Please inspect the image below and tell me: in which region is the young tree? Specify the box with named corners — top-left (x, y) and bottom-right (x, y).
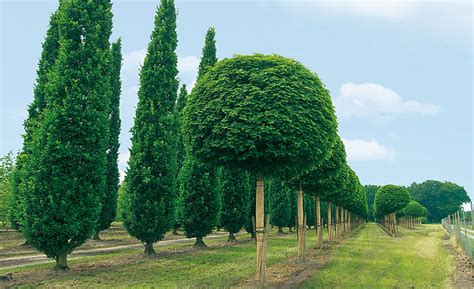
top-left (9, 7), bottom-right (61, 234)
top-left (94, 39), bottom-right (122, 240)
top-left (0, 153), bottom-right (15, 226)
top-left (123, 0), bottom-right (179, 255)
top-left (173, 84), bottom-right (188, 234)
top-left (180, 158), bottom-right (221, 246)
top-left (24, 0), bottom-right (113, 270)
top-left (180, 26), bottom-right (220, 245)
top-left (197, 27), bottom-right (217, 80)
top-left (269, 179), bottom-right (290, 233)
top-left (374, 185), bottom-right (410, 236)
top-left (220, 167), bottom-right (251, 241)
top-left (183, 54), bottom-right (337, 283)
top-left (364, 185), bottom-right (379, 221)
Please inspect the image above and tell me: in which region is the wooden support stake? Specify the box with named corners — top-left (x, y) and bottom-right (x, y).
top-left (328, 202), bottom-right (333, 242)
top-left (316, 195), bottom-right (322, 249)
top-left (255, 175), bottom-right (265, 285)
top-left (297, 184), bottom-right (305, 260)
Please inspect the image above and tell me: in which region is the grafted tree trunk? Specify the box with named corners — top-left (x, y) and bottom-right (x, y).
top-left (335, 206), bottom-right (339, 239)
top-left (327, 202), bottom-right (333, 242)
top-left (297, 183), bottom-right (305, 260)
top-left (316, 195), bottom-right (322, 249)
top-left (255, 175), bottom-right (266, 285)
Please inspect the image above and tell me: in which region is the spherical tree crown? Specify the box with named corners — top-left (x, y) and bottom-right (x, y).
top-left (402, 200), bottom-right (428, 218)
top-left (183, 54), bottom-right (337, 177)
top-left (374, 185), bottom-right (411, 217)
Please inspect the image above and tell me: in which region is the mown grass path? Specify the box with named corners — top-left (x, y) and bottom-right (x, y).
top-left (301, 223), bottom-right (453, 288)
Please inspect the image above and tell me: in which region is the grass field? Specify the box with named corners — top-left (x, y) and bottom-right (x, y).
top-left (301, 223), bottom-right (453, 288)
top-left (0, 223), bottom-right (456, 288)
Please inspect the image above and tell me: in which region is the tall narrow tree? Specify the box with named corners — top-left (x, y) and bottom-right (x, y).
top-left (24, 0), bottom-right (113, 270)
top-left (269, 179), bottom-right (291, 234)
top-left (123, 0), bottom-right (179, 255)
top-left (181, 27), bottom-right (220, 246)
top-left (9, 7), bottom-right (60, 234)
top-left (173, 84), bottom-right (188, 234)
top-left (94, 39), bottom-right (122, 240)
top-left (220, 167), bottom-right (251, 242)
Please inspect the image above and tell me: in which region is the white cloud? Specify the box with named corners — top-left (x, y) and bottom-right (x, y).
top-left (334, 82), bottom-right (441, 118)
top-left (342, 138), bottom-right (395, 161)
top-left (178, 56), bottom-right (200, 74)
top-left (281, 0), bottom-right (416, 21)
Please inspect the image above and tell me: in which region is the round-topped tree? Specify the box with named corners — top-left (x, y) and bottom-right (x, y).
top-left (299, 137), bottom-right (347, 248)
top-left (183, 54), bottom-right (337, 284)
top-left (374, 185), bottom-right (410, 236)
top-left (402, 200), bottom-right (428, 229)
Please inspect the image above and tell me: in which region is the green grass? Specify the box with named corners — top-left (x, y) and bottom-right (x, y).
top-left (301, 223), bottom-right (452, 289)
top-left (1, 229), bottom-right (309, 288)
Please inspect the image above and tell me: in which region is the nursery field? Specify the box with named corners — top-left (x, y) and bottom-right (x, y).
top-left (0, 223), bottom-right (464, 288)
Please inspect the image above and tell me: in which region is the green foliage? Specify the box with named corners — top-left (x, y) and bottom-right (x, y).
top-left (374, 185), bottom-right (411, 217)
top-left (123, 0), bottom-right (178, 251)
top-left (409, 180), bottom-right (470, 223)
top-left (24, 0), bottom-right (113, 262)
top-left (301, 137), bottom-right (346, 202)
top-left (268, 179), bottom-right (291, 230)
top-left (96, 39), bottom-right (122, 235)
top-left (10, 8), bottom-right (61, 232)
top-left (364, 185), bottom-right (379, 221)
top-left (402, 200), bottom-right (428, 218)
top-left (183, 54), bottom-right (337, 178)
top-left (220, 167), bottom-right (251, 235)
top-left (0, 153), bottom-right (15, 226)
top-left (116, 181), bottom-right (128, 222)
top-left (197, 27), bottom-right (217, 80)
top-left (180, 156), bottom-right (221, 241)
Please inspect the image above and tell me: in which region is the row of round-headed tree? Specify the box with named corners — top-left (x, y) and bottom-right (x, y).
top-left (9, 0), bottom-right (122, 269)
top-left (183, 53), bottom-right (369, 284)
top-left (374, 185), bottom-right (411, 236)
top-left (398, 200), bottom-right (428, 229)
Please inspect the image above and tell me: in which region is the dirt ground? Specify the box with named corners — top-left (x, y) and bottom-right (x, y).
top-left (443, 233), bottom-right (473, 289)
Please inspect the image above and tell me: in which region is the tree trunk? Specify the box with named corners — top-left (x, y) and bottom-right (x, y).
top-left (172, 227), bottom-right (179, 235)
top-left (277, 226), bottom-right (284, 234)
top-left (297, 183), bottom-right (305, 260)
top-left (255, 174), bottom-right (266, 285)
top-left (335, 206), bottom-right (339, 239)
top-left (327, 202), bottom-right (333, 242)
top-left (92, 231), bottom-right (101, 240)
top-left (144, 242), bottom-right (156, 255)
top-left (228, 232), bottom-right (237, 242)
top-left (54, 252), bottom-right (69, 270)
top-left (194, 236), bottom-right (207, 247)
top-left (316, 195), bottom-right (322, 249)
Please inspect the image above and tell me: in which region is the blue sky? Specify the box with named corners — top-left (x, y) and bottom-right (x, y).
top-left (1, 0), bottom-right (472, 201)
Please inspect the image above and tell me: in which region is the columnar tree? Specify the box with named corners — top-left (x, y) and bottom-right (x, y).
top-left (0, 153), bottom-right (15, 226)
top-left (24, 0), bottom-right (113, 269)
top-left (220, 167), bottom-right (251, 242)
top-left (180, 26), bottom-right (221, 246)
top-left (94, 39), bottom-right (122, 240)
top-left (173, 84), bottom-right (188, 234)
top-left (374, 185), bottom-right (410, 236)
top-left (269, 179), bottom-right (291, 233)
top-left (123, 0), bottom-right (178, 255)
top-left (183, 54), bottom-right (336, 283)
top-left (9, 7), bottom-right (61, 234)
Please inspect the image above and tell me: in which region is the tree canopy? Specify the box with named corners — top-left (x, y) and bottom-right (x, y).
top-left (374, 185), bottom-right (411, 217)
top-left (183, 54), bottom-right (337, 178)
top-left (409, 180), bottom-right (470, 222)
top-left (401, 200), bottom-right (428, 218)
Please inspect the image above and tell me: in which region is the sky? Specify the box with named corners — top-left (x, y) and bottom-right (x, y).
top-left (1, 0), bottom-right (472, 202)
